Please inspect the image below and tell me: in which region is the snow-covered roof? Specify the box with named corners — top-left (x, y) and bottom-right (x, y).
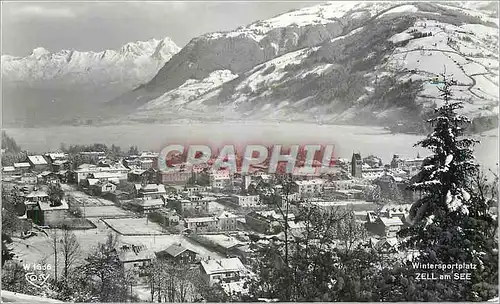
top-left (26, 190), bottom-right (49, 198)
top-left (134, 199), bottom-right (164, 207)
top-left (14, 162), bottom-right (30, 168)
top-left (38, 199), bottom-right (69, 211)
top-left (135, 184), bottom-right (167, 193)
top-left (200, 257), bottom-right (246, 275)
top-left (45, 153), bottom-right (67, 160)
top-left (294, 179), bottom-right (325, 186)
top-left (218, 210), bottom-right (239, 219)
top-left (87, 178), bottom-right (100, 186)
top-left (117, 244), bottom-right (154, 262)
top-left (379, 216), bottom-right (404, 226)
top-left (90, 172), bottom-right (123, 179)
top-left (28, 155), bottom-right (48, 165)
top-left (185, 217), bottom-right (218, 223)
top-left (129, 169), bottom-right (146, 175)
top-left (161, 243), bottom-right (194, 257)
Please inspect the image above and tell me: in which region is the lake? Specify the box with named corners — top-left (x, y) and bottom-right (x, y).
top-left (5, 123), bottom-right (498, 172)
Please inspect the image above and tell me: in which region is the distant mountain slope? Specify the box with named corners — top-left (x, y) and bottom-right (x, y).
top-left (123, 1), bottom-right (498, 132)
top-left (1, 37), bottom-right (180, 127)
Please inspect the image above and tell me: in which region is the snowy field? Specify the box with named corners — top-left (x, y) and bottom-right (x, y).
top-left (8, 217), bottom-right (224, 284)
top-left (81, 206), bottom-right (132, 218)
top-left (62, 184), bottom-right (115, 206)
top-left (102, 218), bottom-right (168, 235)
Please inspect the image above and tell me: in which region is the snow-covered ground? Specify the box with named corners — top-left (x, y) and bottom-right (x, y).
top-left (142, 70), bottom-right (238, 110)
top-left (102, 218), bottom-right (167, 235)
top-left (81, 206), bottom-right (132, 218)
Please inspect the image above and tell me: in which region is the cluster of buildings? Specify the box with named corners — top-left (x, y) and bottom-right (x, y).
top-left (2, 148), bottom-right (433, 299)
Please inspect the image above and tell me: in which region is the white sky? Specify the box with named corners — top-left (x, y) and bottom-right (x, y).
top-left (1, 1), bottom-right (322, 56)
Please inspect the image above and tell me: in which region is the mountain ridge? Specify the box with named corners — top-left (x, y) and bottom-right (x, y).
top-left (1, 37), bottom-right (180, 127)
top-left (121, 1), bottom-right (498, 132)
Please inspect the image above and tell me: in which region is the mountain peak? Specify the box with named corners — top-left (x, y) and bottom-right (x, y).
top-left (31, 47), bottom-right (51, 59)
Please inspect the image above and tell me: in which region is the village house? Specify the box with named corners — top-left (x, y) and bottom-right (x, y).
top-left (123, 156), bottom-right (142, 169)
top-left (36, 171), bottom-right (59, 185)
top-left (88, 172), bottom-right (123, 184)
top-left (73, 164), bottom-right (129, 184)
top-left (330, 189), bottom-right (364, 200)
top-left (374, 173), bottom-right (411, 201)
top-left (115, 244), bottom-right (154, 275)
top-left (287, 220), bottom-right (307, 237)
top-left (44, 153), bottom-right (69, 171)
top-left (363, 155), bottom-right (383, 168)
top-left (90, 180), bottom-right (117, 196)
top-left (169, 196), bottom-right (212, 214)
top-left (379, 204), bottom-right (411, 223)
top-left (78, 151), bottom-right (106, 163)
top-left (158, 170), bottom-right (193, 185)
top-left (229, 194), bottom-right (261, 208)
top-left (155, 243), bottom-right (198, 264)
top-left (134, 183), bottom-right (167, 200)
top-left (308, 200), bottom-right (377, 213)
top-left (217, 211), bottom-right (239, 231)
top-left (293, 179), bottom-right (325, 197)
top-left (182, 185), bottom-right (212, 196)
top-left (200, 257), bottom-right (249, 287)
top-left (27, 155), bottom-right (50, 171)
top-left (2, 166), bottom-right (16, 176)
top-left (127, 168), bottom-right (158, 184)
top-left (132, 198), bottom-right (165, 214)
top-left (151, 207), bottom-right (180, 225)
top-left (38, 199), bottom-right (70, 226)
top-left (14, 162), bottom-right (31, 173)
top-left (184, 217), bottom-right (219, 233)
top-left (362, 168), bottom-right (387, 180)
top-left (366, 216), bottom-right (404, 238)
top-left (51, 160), bottom-right (71, 172)
top-left (20, 173), bottom-right (38, 184)
top-left (24, 190), bottom-right (49, 220)
top-left (369, 237), bottom-right (399, 254)
top-left (245, 210), bottom-right (296, 234)
top-left (209, 170), bottom-right (232, 189)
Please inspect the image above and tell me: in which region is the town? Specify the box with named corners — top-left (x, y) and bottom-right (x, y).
top-left (2, 142), bottom-right (452, 301)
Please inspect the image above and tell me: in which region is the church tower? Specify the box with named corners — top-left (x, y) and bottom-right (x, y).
top-left (351, 152), bottom-right (362, 178)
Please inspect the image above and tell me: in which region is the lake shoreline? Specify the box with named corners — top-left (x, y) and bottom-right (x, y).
top-left (4, 123), bottom-right (497, 172)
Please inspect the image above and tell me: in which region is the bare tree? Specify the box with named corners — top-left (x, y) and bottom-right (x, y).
top-left (60, 225), bottom-right (80, 281)
top-left (47, 229), bottom-right (59, 285)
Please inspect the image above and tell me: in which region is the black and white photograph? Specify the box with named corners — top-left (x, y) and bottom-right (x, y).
top-left (1, 1), bottom-right (499, 302)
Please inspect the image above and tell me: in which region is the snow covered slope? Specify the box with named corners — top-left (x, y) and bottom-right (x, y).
top-left (126, 1), bottom-right (498, 131)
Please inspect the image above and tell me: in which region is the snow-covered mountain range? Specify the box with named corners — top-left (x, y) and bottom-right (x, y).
top-left (1, 37), bottom-right (180, 127)
top-left (115, 1), bottom-right (498, 131)
top-left (2, 37), bottom-right (180, 86)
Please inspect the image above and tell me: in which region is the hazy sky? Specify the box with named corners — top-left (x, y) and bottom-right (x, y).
top-left (1, 1), bottom-right (322, 56)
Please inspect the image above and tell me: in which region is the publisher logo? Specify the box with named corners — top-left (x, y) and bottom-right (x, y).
top-left (25, 272), bottom-right (50, 288)
top-left (23, 263), bottom-right (51, 288)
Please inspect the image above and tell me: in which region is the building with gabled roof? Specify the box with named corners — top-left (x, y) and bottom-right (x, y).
top-left (115, 243), bottom-right (154, 274)
top-left (155, 243), bottom-right (198, 264)
top-left (27, 155), bottom-right (49, 171)
top-left (200, 257), bottom-right (249, 286)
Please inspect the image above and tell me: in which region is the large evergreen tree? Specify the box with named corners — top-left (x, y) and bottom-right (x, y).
top-left (397, 74), bottom-right (498, 301)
